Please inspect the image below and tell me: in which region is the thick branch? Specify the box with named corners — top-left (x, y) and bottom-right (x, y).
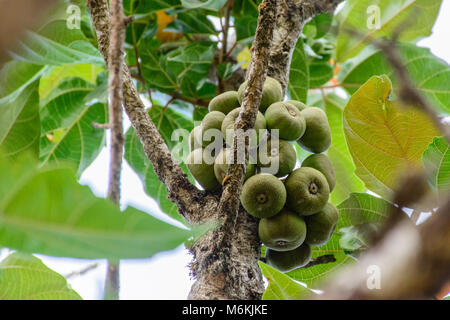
top-left (268, 0), bottom-right (343, 94)
top-left (87, 0), bottom-right (208, 222)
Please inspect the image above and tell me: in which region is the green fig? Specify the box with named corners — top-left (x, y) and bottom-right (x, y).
top-left (189, 126), bottom-right (202, 151)
top-left (200, 111), bottom-right (225, 147)
top-left (304, 203), bottom-right (339, 246)
top-left (258, 209), bottom-right (307, 251)
top-left (214, 148), bottom-right (255, 183)
top-left (265, 102), bottom-right (306, 141)
top-left (208, 91), bottom-right (240, 114)
top-left (240, 173), bottom-right (286, 218)
top-left (186, 148), bottom-right (220, 191)
top-left (302, 153), bottom-right (336, 191)
top-left (285, 167), bottom-right (330, 215)
top-left (221, 107), bottom-right (266, 147)
top-left (285, 100), bottom-right (307, 112)
top-left (265, 243), bottom-right (312, 272)
top-left (297, 107), bottom-right (331, 153)
top-left (258, 139), bottom-right (296, 177)
top-left (237, 76), bottom-right (283, 112)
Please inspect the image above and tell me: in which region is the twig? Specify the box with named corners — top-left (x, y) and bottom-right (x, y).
top-left (65, 263), bottom-right (99, 279)
top-left (103, 0), bottom-right (126, 301)
top-left (301, 254), bottom-right (336, 269)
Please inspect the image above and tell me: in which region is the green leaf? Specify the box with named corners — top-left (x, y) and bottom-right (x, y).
top-left (339, 43), bottom-right (450, 115)
top-left (0, 252), bottom-right (82, 300)
top-left (181, 0), bottom-right (227, 11)
top-left (235, 16), bottom-right (258, 43)
top-left (336, 0), bottom-right (443, 62)
top-left (343, 75), bottom-right (440, 199)
top-left (39, 78), bottom-right (107, 176)
top-left (422, 137), bottom-right (450, 195)
top-left (339, 223), bottom-right (378, 252)
top-left (0, 80), bottom-right (40, 159)
top-left (303, 13), bottom-right (333, 39)
top-left (0, 61), bottom-right (45, 101)
top-left (309, 59), bottom-right (333, 87)
top-left (310, 93), bottom-right (365, 205)
top-left (124, 105), bottom-right (194, 223)
top-left (0, 154), bottom-right (191, 260)
top-left (123, 0), bottom-right (181, 14)
top-left (259, 262), bottom-right (315, 300)
top-left (39, 64), bottom-right (103, 99)
top-left (9, 20), bottom-right (104, 66)
top-left (166, 10), bottom-right (217, 35)
top-left (288, 39), bottom-right (309, 103)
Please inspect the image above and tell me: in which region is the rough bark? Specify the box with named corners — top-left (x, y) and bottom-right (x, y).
top-left (268, 0), bottom-right (342, 94)
top-left (188, 0), bottom-right (279, 300)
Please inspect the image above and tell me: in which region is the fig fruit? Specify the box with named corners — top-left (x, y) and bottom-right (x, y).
top-left (208, 91), bottom-right (240, 115)
top-left (285, 167), bottom-right (330, 215)
top-left (186, 148), bottom-right (220, 191)
top-left (285, 100), bottom-right (307, 112)
top-left (200, 111), bottom-right (225, 147)
top-left (221, 107), bottom-right (266, 147)
top-left (265, 243), bottom-right (312, 272)
top-left (304, 202), bottom-right (339, 246)
top-left (189, 126), bottom-right (202, 151)
top-left (258, 209), bottom-right (307, 251)
top-left (258, 139), bottom-right (296, 177)
top-left (237, 76), bottom-right (283, 112)
top-left (297, 107), bottom-right (331, 153)
top-left (240, 173), bottom-right (286, 218)
top-left (302, 153), bottom-right (336, 191)
top-left (265, 102), bottom-right (306, 141)
top-left (214, 148), bottom-right (255, 183)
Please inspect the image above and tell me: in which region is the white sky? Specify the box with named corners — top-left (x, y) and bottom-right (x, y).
top-left (1, 1), bottom-right (449, 300)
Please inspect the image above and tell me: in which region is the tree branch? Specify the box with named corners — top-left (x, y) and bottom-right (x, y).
top-left (86, 0), bottom-right (209, 222)
top-left (268, 0), bottom-right (343, 94)
top-left (103, 0), bottom-right (126, 301)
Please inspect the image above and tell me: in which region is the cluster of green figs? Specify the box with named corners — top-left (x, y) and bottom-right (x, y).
top-left (187, 77), bottom-right (338, 272)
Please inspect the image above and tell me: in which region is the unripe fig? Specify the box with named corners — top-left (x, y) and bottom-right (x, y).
top-left (265, 243), bottom-right (312, 272)
top-left (208, 91), bottom-right (240, 115)
top-left (258, 209), bottom-right (307, 251)
top-left (221, 107), bottom-right (266, 147)
top-left (265, 102), bottom-right (306, 141)
top-left (237, 76), bottom-right (283, 112)
top-left (285, 167), bottom-right (330, 215)
top-left (200, 111), bottom-right (225, 147)
top-left (297, 107), bottom-right (331, 153)
top-left (304, 203), bottom-right (339, 246)
top-left (240, 173), bottom-right (286, 218)
top-left (214, 148), bottom-right (255, 183)
top-left (285, 100), bottom-right (307, 112)
top-left (258, 139), bottom-right (296, 177)
top-left (302, 153), bottom-right (336, 191)
top-left (189, 126), bottom-right (202, 151)
top-left (186, 148), bottom-right (220, 191)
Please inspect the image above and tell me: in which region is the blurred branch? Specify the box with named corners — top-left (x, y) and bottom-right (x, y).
top-left (65, 263), bottom-right (99, 279)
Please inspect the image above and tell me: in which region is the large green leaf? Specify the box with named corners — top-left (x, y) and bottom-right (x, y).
top-left (339, 43), bottom-right (450, 115)
top-left (288, 38), bottom-right (309, 103)
top-left (123, 0), bottom-right (181, 14)
top-left (259, 262), bottom-right (314, 300)
top-left (0, 61), bottom-right (44, 158)
top-left (0, 154), bottom-right (191, 260)
top-left (124, 105), bottom-right (194, 223)
top-left (336, 0), bottom-right (442, 62)
top-left (39, 78), bottom-right (107, 176)
top-left (9, 20), bottom-right (104, 66)
top-left (166, 10), bottom-right (217, 35)
top-left (0, 252), bottom-right (82, 300)
top-left (422, 137), bottom-right (450, 195)
top-left (309, 93), bottom-right (365, 205)
top-left (343, 75), bottom-right (440, 199)
top-left (287, 192), bottom-right (392, 288)
top-left (181, 0), bottom-right (227, 11)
